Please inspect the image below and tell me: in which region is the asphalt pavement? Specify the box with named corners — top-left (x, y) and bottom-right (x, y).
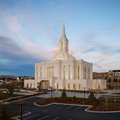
top-left (3, 96), bottom-right (120, 120)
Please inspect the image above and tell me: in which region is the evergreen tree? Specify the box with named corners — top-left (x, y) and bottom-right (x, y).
top-left (87, 92), bottom-right (98, 103)
top-left (37, 82), bottom-right (42, 92)
top-left (73, 95), bottom-right (76, 102)
top-left (61, 89), bottom-right (67, 101)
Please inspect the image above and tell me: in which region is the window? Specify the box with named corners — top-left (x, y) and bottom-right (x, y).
top-left (88, 68), bottom-right (90, 79)
top-left (61, 42), bottom-right (63, 52)
top-left (68, 83), bottom-right (70, 89)
top-left (78, 65), bottom-right (79, 79)
top-left (57, 83), bottom-right (59, 89)
top-left (69, 65), bottom-right (71, 79)
top-left (73, 83), bottom-right (75, 89)
top-left (36, 68), bottom-right (38, 79)
top-left (74, 65), bottom-right (76, 79)
top-left (63, 65), bottom-right (65, 79)
top-left (40, 67), bottom-right (42, 77)
top-left (79, 83), bottom-right (80, 89)
top-left (84, 66), bottom-right (86, 79)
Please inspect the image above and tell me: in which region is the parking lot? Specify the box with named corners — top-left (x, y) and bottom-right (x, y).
top-left (20, 104), bottom-right (88, 120)
top-left (5, 97), bottom-right (120, 120)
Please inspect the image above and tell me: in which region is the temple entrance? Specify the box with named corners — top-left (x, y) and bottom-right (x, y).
top-left (41, 80), bottom-right (50, 89)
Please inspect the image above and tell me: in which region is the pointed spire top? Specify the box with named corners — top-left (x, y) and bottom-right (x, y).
top-left (62, 21), bottom-right (65, 36)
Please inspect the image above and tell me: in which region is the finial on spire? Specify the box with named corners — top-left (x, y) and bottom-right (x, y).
top-left (62, 21), bottom-right (65, 35)
top-left (63, 21), bottom-right (65, 25)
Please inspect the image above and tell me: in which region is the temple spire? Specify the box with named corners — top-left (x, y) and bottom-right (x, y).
top-left (62, 21), bottom-right (65, 36)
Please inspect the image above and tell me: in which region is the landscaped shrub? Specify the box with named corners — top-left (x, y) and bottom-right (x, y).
top-left (61, 89), bottom-right (67, 101)
top-left (0, 103), bottom-right (11, 120)
top-left (73, 95), bottom-right (76, 102)
top-left (87, 92), bottom-right (98, 104)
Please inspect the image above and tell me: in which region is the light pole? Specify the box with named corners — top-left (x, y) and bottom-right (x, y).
top-left (83, 87), bottom-right (86, 102)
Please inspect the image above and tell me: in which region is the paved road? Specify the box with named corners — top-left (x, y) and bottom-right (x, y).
top-left (4, 97), bottom-right (120, 120)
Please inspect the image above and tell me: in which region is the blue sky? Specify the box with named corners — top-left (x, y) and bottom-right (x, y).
top-left (0, 0), bottom-right (120, 76)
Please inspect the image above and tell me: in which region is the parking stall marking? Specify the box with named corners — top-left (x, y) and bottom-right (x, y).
top-left (65, 105), bottom-right (74, 110)
top-left (24, 114), bottom-right (41, 120)
top-left (53, 117), bottom-right (60, 120)
top-left (74, 106), bottom-right (82, 111)
top-left (57, 105), bottom-right (66, 109)
top-left (49, 104), bottom-right (59, 108)
top-left (38, 115), bottom-right (49, 120)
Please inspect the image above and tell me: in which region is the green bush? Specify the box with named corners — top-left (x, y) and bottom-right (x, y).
top-left (0, 103), bottom-right (10, 120)
top-left (61, 89), bottom-right (67, 101)
top-left (37, 82), bottom-right (42, 92)
top-left (87, 92), bottom-right (98, 103)
top-left (73, 95), bottom-right (76, 102)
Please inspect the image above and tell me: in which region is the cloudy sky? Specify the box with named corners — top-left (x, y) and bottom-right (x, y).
top-left (0, 0), bottom-right (120, 76)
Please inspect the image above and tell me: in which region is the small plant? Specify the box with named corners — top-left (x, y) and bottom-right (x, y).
top-left (61, 89), bottom-right (67, 101)
top-left (7, 84), bottom-right (14, 96)
top-left (73, 95), bottom-right (76, 102)
top-left (0, 103), bottom-right (10, 120)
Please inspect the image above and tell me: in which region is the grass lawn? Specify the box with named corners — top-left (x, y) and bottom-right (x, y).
top-left (0, 93), bottom-right (20, 100)
top-left (66, 97), bottom-right (120, 103)
top-left (101, 95), bottom-right (120, 98)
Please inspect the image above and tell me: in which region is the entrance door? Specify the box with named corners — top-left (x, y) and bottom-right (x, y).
top-left (41, 81), bottom-right (50, 89)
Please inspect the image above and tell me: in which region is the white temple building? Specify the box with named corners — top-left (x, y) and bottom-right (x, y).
top-left (24, 22), bottom-right (106, 90)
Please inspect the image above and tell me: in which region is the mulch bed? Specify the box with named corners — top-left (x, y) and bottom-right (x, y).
top-left (36, 98), bottom-right (120, 112)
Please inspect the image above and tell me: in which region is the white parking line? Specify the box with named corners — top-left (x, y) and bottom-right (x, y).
top-left (57, 105), bottom-right (66, 109)
top-left (24, 114), bottom-right (40, 120)
top-left (65, 106), bottom-right (73, 109)
top-left (53, 117), bottom-right (60, 120)
top-left (38, 115), bottom-right (49, 120)
top-left (49, 104), bottom-right (59, 108)
top-left (74, 106), bottom-right (82, 111)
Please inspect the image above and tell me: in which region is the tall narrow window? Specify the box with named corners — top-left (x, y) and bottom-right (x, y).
top-left (61, 42), bottom-right (63, 52)
top-left (69, 65), bottom-right (71, 79)
top-left (57, 83), bottom-right (59, 89)
top-left (63, 65), bottom-right (65, 79)
top-left (36, 68), bottom-right (38, 79)
top-left (78, 65), bottom-right (79, 79)
top-left (88, 68), bottom-right (90, 79)
top-left (79, 83), bottom-right (80, 89)
top-left (74, 65), bottom-right (76, 79)
top-left (84, 67), bottom-right (86, 79)
top-left (40, 67), bottom-right (42, 77)
top-left (73, 83), bottom-right (75, 89)
top-left (53, 67), bottom-right (54, 77)
top-left (68, 83), bottom-right (70, 89)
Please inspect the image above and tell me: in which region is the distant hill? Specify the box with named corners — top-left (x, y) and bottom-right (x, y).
top-left (0, 75), bottom-right (17, 80)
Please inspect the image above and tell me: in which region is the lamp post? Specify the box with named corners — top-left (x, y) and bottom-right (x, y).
top-left (17, 97), bottom-right (23, 120)
top-left (83, 87), bottom-right (86, 102)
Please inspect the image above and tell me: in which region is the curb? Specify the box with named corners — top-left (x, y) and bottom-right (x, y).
top-left (3, 95), bottom-right (42, 104)
top-left (34, 101), bottom-right (120, 113)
